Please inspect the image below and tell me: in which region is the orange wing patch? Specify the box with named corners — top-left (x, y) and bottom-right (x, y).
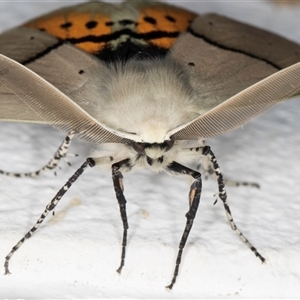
top-left (22, 2), bottom-right (197, 56)
top-left (24, 11), bottom-right (112, 54)
top-left (136, 4), bottom-right (197, 49)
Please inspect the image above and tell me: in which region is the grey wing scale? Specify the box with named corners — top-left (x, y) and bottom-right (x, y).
top-left (170, 14), bottom-right (300, 115)
top-left (168, 15), bottom-right (300, 140)
top-left (170, 62), bottom-right (300, 140)
top-left (0, 27), bottom-right (62, 123)
top-left (169, 32), bottom-right (279, 115)
top-left (0, 27), bottom-right (105, 124)
top-left (191, 14), bottom-right (300, 69)
top-left (0, 54), bottom-right (129, 144)
top-left (0, 84), bottom-right (44, 123)
top-left (0, 14), bottom-right (299, 143)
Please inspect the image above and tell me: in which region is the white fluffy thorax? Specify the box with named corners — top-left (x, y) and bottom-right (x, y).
top-left (91, 58), bottom-right (200, 143)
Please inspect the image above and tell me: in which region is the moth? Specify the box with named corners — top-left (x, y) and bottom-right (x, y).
top-left (0, 0), bottom-right (300, 289)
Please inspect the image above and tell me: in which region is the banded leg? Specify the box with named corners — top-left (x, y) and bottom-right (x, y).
top-left (201, 146), bottom-right (265, 263)
top-left (166, 161), bottom-right (202, 289)
top-left (4, 157), bottom-right (95, 275)
top-left (199, 156), bottom-right (259, 188)
top-left (111, 158), bottom-right (132, 274)
top-left (0, 132), bottom-right (75, 178)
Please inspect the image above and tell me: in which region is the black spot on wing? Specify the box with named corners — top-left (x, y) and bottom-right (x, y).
top-left (165, 15), bottom-right (176, 23)
top-left (60, 22), bottom-right (72, 29)
top-left (86, 20), bottom-right (98, 29)
top-left (144, 16), bottom-right (157, 25)
top-left (119, 19), bottom-right (136, 26)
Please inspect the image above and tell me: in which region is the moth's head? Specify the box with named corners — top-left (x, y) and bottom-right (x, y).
top-left (131, 139), bottom-right (174, 159)
top-left (92, 57), bottom-right (200, 144)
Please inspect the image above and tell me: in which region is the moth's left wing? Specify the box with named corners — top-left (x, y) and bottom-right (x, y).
top-left (167, 14), bottom-right (300, 139)
top-left (169, 14), bottom-right (300, 116)
top-left (169, 62), bottom-right (300, 140)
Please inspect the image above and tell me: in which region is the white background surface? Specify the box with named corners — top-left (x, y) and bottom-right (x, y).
top-left (0, 1), bottom-right (300, 298)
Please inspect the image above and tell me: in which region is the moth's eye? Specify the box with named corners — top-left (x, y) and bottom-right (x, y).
top-left (164, 139), bottom-right (174, 152)
top-left (132, 142), bottom-right (146, 154)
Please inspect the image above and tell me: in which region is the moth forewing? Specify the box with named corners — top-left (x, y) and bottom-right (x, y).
top-left (0, 53), bottom-right (133, 144)
top-left (168, 62), bottom-right (300, 140)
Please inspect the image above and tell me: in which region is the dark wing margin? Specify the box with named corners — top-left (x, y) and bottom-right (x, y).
top-left (189, 14), bottom-right (300, 69)
top-left (169, 15), bottom-right (300, 116)
top-left (0, 27), bottom-right (107, 124)
top-left (167, 14), bottom-right (300, 140)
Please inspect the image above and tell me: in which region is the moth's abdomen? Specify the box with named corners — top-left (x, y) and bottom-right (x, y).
top-left (22, 2), bottom-right (197, 61)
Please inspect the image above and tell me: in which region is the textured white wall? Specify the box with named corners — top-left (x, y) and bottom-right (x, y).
top-left (0, 1), bottom-right (299, 298)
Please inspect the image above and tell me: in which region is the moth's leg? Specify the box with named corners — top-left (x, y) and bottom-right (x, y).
top-left (111, 158), bottom-right (132, 274)
top-left (0, 132), bottom-right (75, 178)
top-left (199, 154), bottom-right (259, 188)
top-left (165, 161), bottom-right (202, 289)
top-left (191, 146), bottom-right (265, 262)
top-left (4, 155), bottom-right (99, 275)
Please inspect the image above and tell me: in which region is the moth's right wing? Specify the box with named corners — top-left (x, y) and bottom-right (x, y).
top-left (0, 27), bottom-right (106, 125)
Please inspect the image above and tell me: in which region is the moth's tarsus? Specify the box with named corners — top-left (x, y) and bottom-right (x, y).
top-left (260, 255), bottom-right (266, 264)
top-left (4, 259), bottom-right (11, 275)
top-left (225, 180), bottom-right (260, 188)
top-left (254, 247), bottom-right (266, 263)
